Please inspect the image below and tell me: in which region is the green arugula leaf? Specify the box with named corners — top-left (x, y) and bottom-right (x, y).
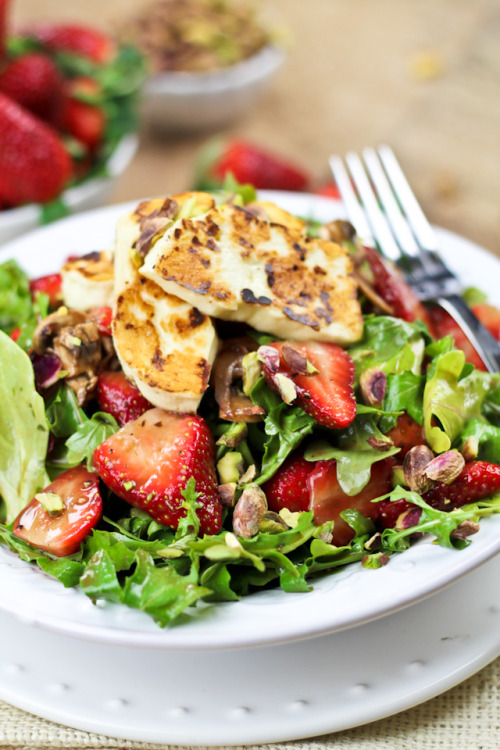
top-left (348, 315), bottom-right (429, 382)
top-left (65, 411), bottom-right (119, 470)
top-left (121, 549), bottom-right (211, 627)
top-left (460, 418), bottom-right (500, 463)
top-left (249, 378), bottom-right (316, 484)
top-left (379, 371), bottom-right (425, 432)
top-left (304, 414), bottom-right (400, 494)
top-left (46, 383), bottom-right (85, 438)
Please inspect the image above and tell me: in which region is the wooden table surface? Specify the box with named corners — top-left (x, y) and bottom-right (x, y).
top-left (13, 0), bottom-right (500, 259)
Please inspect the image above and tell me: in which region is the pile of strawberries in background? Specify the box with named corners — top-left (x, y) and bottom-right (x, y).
top-left (0, 0), bottom-right (145, 212)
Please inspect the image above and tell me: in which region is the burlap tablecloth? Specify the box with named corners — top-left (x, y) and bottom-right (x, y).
top-left (3, 0), bottom-right (500, 747)
top-left (1, 656), bottom-right (499, 748)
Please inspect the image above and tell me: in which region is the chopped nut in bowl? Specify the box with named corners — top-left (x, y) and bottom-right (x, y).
top-left (117, 0), bottom-right (286, 133)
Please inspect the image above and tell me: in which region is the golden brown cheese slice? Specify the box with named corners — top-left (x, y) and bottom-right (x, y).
top-left (140, 203), bottom-right (363, 344)
top-left (61, 250), bottom-right (114, 311)
top-left (112, 197), bottom-right (219, 413)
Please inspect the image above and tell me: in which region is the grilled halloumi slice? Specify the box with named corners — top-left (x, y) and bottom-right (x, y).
top-left (140, 203), bottom-right (363, 344)
top-left (112, 198), bottom-right (219, 413)
top-left (61, 250), bottom-right (114, 311)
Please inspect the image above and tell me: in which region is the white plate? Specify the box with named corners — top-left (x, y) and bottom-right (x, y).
top-left (0, 191), bottom-right (499, 657)
top-left (1, 549), bottom-right (500, 744)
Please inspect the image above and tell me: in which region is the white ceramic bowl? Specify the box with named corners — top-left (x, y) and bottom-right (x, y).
top-left (0, 134), bottom-right (138, 247)
top-left (142, 45), bottom-right (285, 134)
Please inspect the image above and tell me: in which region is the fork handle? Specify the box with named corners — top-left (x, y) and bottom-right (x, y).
top-left (437, 294), bottom-right (500, 374)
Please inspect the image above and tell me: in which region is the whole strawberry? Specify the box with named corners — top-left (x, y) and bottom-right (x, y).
top-left (25, 23), bottom-right (115, 64)
top-left (93, 408), bottom-right (222, 535)
top-left (0, 53), bottom-right (64, 123)
top-left (209, 139), bottom-right (310, 192)
top-left (0, 92), bottom-right (72, 206)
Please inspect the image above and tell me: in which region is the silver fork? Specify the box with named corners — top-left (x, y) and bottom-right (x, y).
top-left (329, 145), bottom-right (500, 373)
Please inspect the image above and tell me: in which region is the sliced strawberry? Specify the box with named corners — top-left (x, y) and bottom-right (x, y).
top-left (427, 305), bottom-right (486, 371)
top-left (211, 139), bottom-right (310, 192)
top-left (314, 181), bottom-right (340, 200)
top-left (87, 305), bottom-right (113, 337)
top-left (262, 341), bottom-right (356, 429)
top-left (96, 370), bottom-right (151, 426)
top-left (25, 23), bottom-right (115, 64)
top-left (471, 303), bottom-right (500, 342)
top-left (423, 460), bottom-right (500, 510)
top-left (262, 453), bottom-right (312, 513)
top-left (0, 93), bottom-right (72, 206)
top-left (363, 245), bottom-right (430, 324)
top-left (13, 465), bottom-right (102, 557)
top-left (386, 412), bottom-right (425, 458)
top-left (0, 53), bottom-right (64, 124)
top-left (93, 408), bottom-right (222, 535)
top-left (308, 458), bottom-right (394, 546)
top-left (29, 273), bottom-right (62, 308)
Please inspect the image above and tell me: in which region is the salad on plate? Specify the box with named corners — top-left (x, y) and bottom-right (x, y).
top-left (1, 182), bottom-right (500, 628)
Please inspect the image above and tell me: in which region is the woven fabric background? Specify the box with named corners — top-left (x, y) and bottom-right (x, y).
top-left (0, 656), bottom-right (499, 750)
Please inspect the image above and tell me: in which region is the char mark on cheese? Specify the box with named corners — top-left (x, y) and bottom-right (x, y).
top-left (163, 274), bottom-right (212, 295)
top-left (293, 243), bottom-right (306, 261)
top-left (152, 349), bottom-right (166, 369)
top-left (241, 288), bottom-right (272, 306)
top-left (283, 306), bottom-right (320, 329)
top-left (81, 250), bottom-right (101, 262)
top-left (206, 238), bottom-right (220, 252)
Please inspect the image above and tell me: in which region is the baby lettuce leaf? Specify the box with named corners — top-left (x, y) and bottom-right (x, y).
top-left (304, 414), bottom-right (400, 494)
top-left (249, 378), bottom-right (316, 484)
top-left (423, 347), bottom-right (492, 453)
top-left (0, 332), bottom-right (49, 521)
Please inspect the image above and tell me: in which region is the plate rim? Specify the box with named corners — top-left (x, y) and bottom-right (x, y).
top-left (0, 191), bottom-right (499, 651)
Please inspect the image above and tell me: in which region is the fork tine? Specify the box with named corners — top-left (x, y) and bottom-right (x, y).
top-left (328, 155), bottom-right (373, 244)
top-left (361, 147), bottom-right (420, 259)
top-left (344, 151), bottom-right (401, 262)
top-left (378, 145), bottom-right (439, 252)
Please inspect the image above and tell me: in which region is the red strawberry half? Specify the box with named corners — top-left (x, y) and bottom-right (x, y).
top-left (308, 458), bottom-right (394, 546)
top-left (472, 303), bottom-right (500, 341)
top-left (423, 460), bottom-right (500, 510)
top-left (261, 340), bottom-right (356, 429)
top-left (386, 412), bottom-right (426, 458)
top-left (0, 92), bottom-right (72, 206)
top-left (0, 53), bottom-right (64, 123)
top-left (210, 139), bottom-right (310, 192)
top-left (29, 273), bottom-right (62, 308)
top-left (13, 465), bottom-right (102, 557)
top-left (262, 452), bottom-right (312, 513)
top-left (97, 370), bottom-right (151, 426)
top-left (363, 244), bottom-right (430, 324)
top-left (93, 408), bottom-right (222, 535)
top-left (428, 305), bottom-right (486, 371)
